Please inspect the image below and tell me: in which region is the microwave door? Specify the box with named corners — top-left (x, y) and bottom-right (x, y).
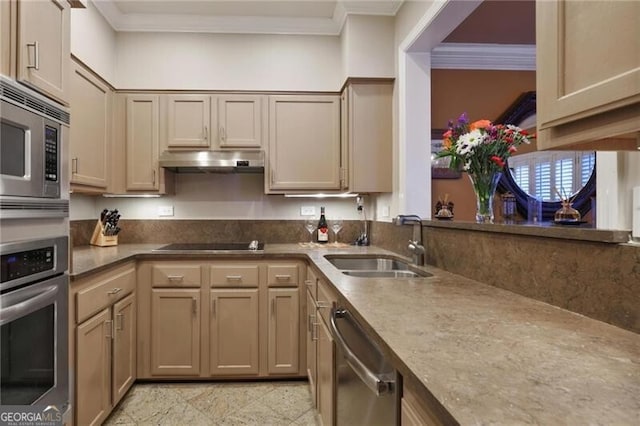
top-left (0, 100), bottom-right (46, 198)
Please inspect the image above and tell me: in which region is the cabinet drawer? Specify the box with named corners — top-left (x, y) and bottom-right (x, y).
top-left (76, 265), bottom-right (135, 324)
top-left (267, 264), bottom-right (299, 287)
top-left (152, 264), bottom-right (202, 287)
top-left (210, 264), bottom-right (259, 288)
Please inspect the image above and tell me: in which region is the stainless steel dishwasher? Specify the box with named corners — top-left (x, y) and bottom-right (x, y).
top-left (330, 307), bottom-right (397, 425)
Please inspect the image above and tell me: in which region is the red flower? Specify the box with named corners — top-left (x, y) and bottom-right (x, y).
top-left (508, 146), bottom-right (517, 153)
top-left (443, 130), bottom-right (452, 138)
top-left (490, 155), bottom-right (505, 168)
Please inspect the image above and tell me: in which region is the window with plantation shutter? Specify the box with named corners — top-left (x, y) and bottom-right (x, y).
top-left (507, 151), bottom-right (595, 202)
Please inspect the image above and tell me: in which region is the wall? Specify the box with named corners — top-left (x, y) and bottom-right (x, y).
top-left (431, 69), bottom-right (536, 221)
top-left (70, 174), bottom-right (369, 221)
top-left (70, 0), bottom-right (117, 85)
top-left (340, 15), bottom-right (395, 82)
top-left (114, 32), bottom-right (341, 91)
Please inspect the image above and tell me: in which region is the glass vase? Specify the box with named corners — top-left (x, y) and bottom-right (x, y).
top-left (468, 171), bottom-right (502, 223)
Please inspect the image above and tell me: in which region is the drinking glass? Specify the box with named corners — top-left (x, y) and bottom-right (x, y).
top-left (330, 219), bottom-right (343, 244)
top-left (304, 219), bottom-right (316, 244)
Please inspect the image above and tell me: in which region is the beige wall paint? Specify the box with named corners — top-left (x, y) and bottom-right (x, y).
top-left (340, 15), bottom-right (395, 82)
top-left (114, 32), bottom-right (342, 91)
top-left (70, 0), bottom-right (117, 85)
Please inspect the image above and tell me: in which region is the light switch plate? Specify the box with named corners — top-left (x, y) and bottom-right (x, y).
top-left (300, 206), bottom-right (316, 216)
top-left (381, 205), bottom-right (390, 218)
top-left (157, 205), bottom-right (174, 217)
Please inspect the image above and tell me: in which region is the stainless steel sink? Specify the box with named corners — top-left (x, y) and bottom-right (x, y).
top-left (342, 270), bottom-right (431, 278)
top-left (327, 257), bottom-right (410, 271)
top-left (325, 256), bottom-right (433, 279)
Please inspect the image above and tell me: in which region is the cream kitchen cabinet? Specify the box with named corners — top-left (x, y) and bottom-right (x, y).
top-left (137, 260), bottom-right (306, 379)
top-left (71, 262), bottom-right (136, 426)
top-left (109, 93), bottom-right (174, 194)
top-left (16, 0), bottom-right (70, 104)
top-left (217, 95), bottom-right (265, 148)
top-left (69, 59), bottom-right (110, 192)
top-left (150, 288), bottom-right (201, 376)
top-left (536, 1), bottom-right (640, 150)
top-left (210, 288), bottom-right (260, 375)
top-left (0, 0), bottom-right (14, 78)
top-left (306, 285), bottom-right (318, 405)
top-left (267, 95), bottom-right (341, 193)
top-left (341, 80), bottom-right (393, 192)
top-left (401, 380), bottom-right (446, 426)
top-left (165, 94), bottom-right (212, 148)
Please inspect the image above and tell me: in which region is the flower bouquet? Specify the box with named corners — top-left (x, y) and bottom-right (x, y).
top-left (437, 113), bottom-right (534, 222)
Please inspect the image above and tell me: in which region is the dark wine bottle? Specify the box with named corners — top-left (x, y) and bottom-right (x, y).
top-left (317, 206), bottom-right (329, 243)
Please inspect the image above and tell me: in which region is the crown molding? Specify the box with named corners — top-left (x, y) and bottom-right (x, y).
top-left (431, 43), bottom-right (536, 71)
top-left (93, 0), bottom-right (403, 36)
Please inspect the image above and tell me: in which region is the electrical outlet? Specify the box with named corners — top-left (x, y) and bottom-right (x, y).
top-left (300, 206), bottom-right (316, 216)
top-left (381, 205), bottom-right (390, 217)
top-left (157, 206), bottom-right (174, 217)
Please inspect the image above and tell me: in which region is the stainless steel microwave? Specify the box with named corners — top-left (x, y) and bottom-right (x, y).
top-left (0, 76), bottom-right (69, 199)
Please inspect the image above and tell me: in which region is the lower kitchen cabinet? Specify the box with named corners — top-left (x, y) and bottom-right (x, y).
top-left (317, 315), bottom-right (335, 426)
top-left (306, 287), bottom-right (318, 405)
top-left (150, 288), bottom-right (201, 376)
top-left (210, 288), bottom-right (259, 375)
top-left (401, 382), bottom-right (444, 426)
top-left (268, 287), bottom-right (300, 374)
top-left (72, 263), bottom-right (136, 426)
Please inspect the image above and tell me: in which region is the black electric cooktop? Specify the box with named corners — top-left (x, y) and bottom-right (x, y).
top-left (154, 242), bottom-right (264, 252)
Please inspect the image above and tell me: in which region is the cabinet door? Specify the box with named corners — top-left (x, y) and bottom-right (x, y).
top-left (151, 289), bottom-right (200, 376)
top-left (18, 0), bottom-right (69, 104)
top-left (536, 1), bottom-right (640, 148)
top-left (210, 289), bottom-right (259, 375)
top-left (1, 0), bottom-right (15, 78)
top-left (218, 95), bottom-right (263, 148)
top-left (166, 95), bottom-right (211, 148)
top-left (112, 293), bottom-right (136, 405)
top-left (317, 318), bottom-right (334, 426)
top-left (76, 308), bottom-right (111, 426)
top-left (267, 287), bottom-right (300, 374)
top-left (126, 95), bottom-right (159, 190)
top-left (268, 96), bottom-right (341, 192)
top-left (306, 289), bottom-right (318, 405)
top-left (69, 61), bottom-right (110, 189)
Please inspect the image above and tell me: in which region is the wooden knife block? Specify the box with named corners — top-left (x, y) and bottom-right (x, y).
top-left (90, 220), bottom-right (118, 247)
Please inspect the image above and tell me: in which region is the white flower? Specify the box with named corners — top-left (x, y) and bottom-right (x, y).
top-left (455, 129), bottom-right (485, 156)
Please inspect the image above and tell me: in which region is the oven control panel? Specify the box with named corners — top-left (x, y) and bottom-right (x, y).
top-left (1, 246), bottom-right (54, 283)
top-left (44, 125), bottom-right (58, 182)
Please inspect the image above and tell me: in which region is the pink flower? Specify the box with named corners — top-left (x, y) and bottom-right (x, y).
top-left (490, 156), bottom-right (505, 168)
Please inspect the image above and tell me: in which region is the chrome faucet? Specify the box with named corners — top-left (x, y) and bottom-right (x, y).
top-left (394, 215), bottom-right (425, 266)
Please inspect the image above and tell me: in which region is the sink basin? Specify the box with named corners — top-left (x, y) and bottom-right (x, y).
top-left (325, 255), bottom-right (433, 279)
top-left (327, 257), bottom-right (410, 271)
top-left (342, 270), bottom-right (432, 278)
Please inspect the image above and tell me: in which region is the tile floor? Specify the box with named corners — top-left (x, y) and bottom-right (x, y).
top-left (104, 380), bottom-right (320, 426)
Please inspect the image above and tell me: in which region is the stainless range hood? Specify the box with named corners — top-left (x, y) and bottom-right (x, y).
top-left (158, 150), bottom-right (264, 173)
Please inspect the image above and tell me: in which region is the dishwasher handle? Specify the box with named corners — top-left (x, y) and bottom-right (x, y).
top-left (330, 308), bottom-right (395, 396)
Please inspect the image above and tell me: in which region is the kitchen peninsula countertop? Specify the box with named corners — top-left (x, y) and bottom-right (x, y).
top-left (71, 244), bottom-right (640, 424)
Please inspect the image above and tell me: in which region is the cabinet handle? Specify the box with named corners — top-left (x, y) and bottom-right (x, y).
top-left (26, 41), bottom-right (39, 70)
top-left (312, 322), bottom-right (318, 341)
top-left (204, 125), bottom-right (208, 141)
top-left (71, 158), bottom-right (78, 174)
top-left (107, 287), bottom-right (122, 295)
top-left (212, 299), bottom-right (216, 316)
top-left (152, 169), bottom-right (156, 186)
top-left (226, 275), bottom-right (242, 282)
top-left (105, 320), bottom-right (113, 339)
top-left (271, 298), bottom-right (276, 316)
top-left (270, 170), bottom-right (275, 185)
top-left (192, 298), bottom-right (197, 315)
top-left (317, 301), bottom-right (331, 309)
top-left (275, 274), bottom-right (291, 281)
top-left (116, 313), bottom-right (123, 331)
top-left (167, 275), bottom-right (184, 282)
top-left (304, 280), bottom-right (313, 287)
top-left (308, 313), bottom-right (316, 333)
top-left (219, 126), bottom-right (226, 142)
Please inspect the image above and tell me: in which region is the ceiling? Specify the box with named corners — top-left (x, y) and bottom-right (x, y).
top-left (95, 0), bottom-right (404, 35)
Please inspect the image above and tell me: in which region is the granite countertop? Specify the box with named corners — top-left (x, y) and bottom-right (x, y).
top-left (71, 244), bottom-right (640, 424)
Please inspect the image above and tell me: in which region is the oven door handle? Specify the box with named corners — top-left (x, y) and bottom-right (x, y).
top-left (329, 307), bottom-right (395, 396)
top-left (0, 285), bottom-right (58, 323)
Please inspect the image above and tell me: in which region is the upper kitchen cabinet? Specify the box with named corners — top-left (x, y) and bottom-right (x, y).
top-left (536, 1), bottom-right (640, 150)
top-left (267, 95), bottom-right (341, 193)
top-left (217, 95), bottom-right (266, 148)
top-left (109, 93), bottom-right (173, 195)
top-left (341, 80), bottom-right (393, 192)
top-left (17, 0), bottom-right (70, 105)
top-left (165, 95), bottom-right (212, 149)
top-left (69, 59), bottom-right (110, 192)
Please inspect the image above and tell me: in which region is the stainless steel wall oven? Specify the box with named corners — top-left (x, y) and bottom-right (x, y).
top-left (0, 236), bottom-right (69, 413)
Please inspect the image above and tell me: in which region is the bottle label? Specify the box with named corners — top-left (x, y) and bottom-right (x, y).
top-left (317, 227), bottom-right (329, 242)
